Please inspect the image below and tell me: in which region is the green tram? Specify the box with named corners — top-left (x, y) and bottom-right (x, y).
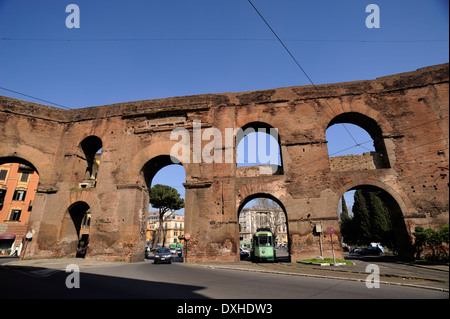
top-left (251, 228), bottom-right (276, 262)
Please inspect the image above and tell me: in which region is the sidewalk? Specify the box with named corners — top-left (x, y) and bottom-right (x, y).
top-left (1, 256), bottom-right (123, 270)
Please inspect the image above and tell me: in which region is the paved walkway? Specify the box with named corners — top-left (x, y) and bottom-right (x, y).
top-left (2, 255), bottom-right (448, 292)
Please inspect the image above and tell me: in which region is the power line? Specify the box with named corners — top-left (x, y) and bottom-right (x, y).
top-left (1, 37), bottom-right (446, 43)
top-left (246, 0), bottom-right (363, 150)
top-left (247, 0), bottom-right (316, 90)
top-left (0, 86), bottom-right (73, 110)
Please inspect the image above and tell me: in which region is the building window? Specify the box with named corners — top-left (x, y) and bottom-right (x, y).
top-left (81, 213), bottom-right (91, 229)
top-left (13, 190), bottom-right (27, 201)
top-left (0, 170), bottom-right (7, 181)
top-left (9, 209), bottom-right (21, 221)
top-left (0, 189), bottom-right (6, 210)
top-left (20, 172), bottom-right (30, 183)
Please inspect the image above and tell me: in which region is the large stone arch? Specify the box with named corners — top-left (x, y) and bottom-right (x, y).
top-left (127, 140), bottom-right (185, 185)
top-left (237, 192), bottom-right (291, 261)
top-left (0, 145), bottom-right (52, 186)
top-left (334, 178), bottom-right (415, 260)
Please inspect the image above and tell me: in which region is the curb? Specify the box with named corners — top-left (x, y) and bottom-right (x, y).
top-left (296, 261), bottom-right (354, 266)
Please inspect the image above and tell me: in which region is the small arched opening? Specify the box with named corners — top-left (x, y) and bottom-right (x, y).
top-left (326, 112), bottom-right (390, 170)
top-left (78, 135), bottom-right (102, 188)
top-left (236, 122), bottom-right (283, 174)
top-left (60, 201), bottom-right (91, 258)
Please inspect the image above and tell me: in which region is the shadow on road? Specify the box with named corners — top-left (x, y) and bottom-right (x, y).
top-left (0, 264), bottom-right (207, 299)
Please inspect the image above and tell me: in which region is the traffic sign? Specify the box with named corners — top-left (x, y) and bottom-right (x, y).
top-left (326, 227), bottom-right (334, 234)
top-left (184, 233), bottom-right (191, 240)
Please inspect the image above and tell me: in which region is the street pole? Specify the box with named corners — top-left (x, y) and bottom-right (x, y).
top-left (184, 233), bottom-right (191, 263)
top-left (20, 231), bottom-right (33, 260)
top-left (185, 239), bottom-right (188, 263)
top-left (326, 227), bottom-right (337, 266)
top-left (315, 224), bottom-right (323, 259)
top-left (319, 231), bottom-right (323, 258)
top-left (330, 233), bottom-right (337, 266)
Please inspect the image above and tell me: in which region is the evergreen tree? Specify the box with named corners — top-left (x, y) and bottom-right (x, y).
top-left (352, 190), bottom-right (371, 245)
top-left (367, 192), bottom-right (394, 247)
top-left (340, 196), bottom-right (350, 224)
top-left (340, 189), bottom-right (395, 248)
top-left (340, 195), bottom-right (355, 244)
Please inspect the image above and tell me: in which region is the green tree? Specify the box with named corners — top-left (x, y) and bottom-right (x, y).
top-left (150, 184), bottom-right (185, 250)
top-left (340, 195), bottom-right (350, 224)
top-left (340, 190), bottom-right (394, 248)
top-left (340, 195), bottom-right (355, 245)
top-left (412, 224), bottom-right (449, 260)
top-left (352, 190), bottom-right (371, 245)
top-left (367, 192), bottom-right (394, 247)
top-left (437, 224), bottom-right (449, 258)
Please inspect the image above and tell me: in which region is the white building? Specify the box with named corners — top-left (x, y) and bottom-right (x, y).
top-left (239, 206), bottom-right (287, 247)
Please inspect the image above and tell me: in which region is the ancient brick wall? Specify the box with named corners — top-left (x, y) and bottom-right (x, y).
top-left (0, 63), bottom-right (448, 262)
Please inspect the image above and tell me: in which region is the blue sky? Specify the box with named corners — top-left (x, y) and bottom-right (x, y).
top-left (0, 0), bottom-right (448, 214)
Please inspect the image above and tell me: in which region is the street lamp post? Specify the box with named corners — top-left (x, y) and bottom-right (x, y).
top-left (20, 231), bottom-right (33, 260)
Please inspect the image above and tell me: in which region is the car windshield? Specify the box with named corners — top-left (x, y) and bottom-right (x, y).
top-left (157, 248), bottom-right (170, 254)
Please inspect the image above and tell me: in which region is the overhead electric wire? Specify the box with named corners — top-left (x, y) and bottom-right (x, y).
top-left (246, 0), bottom-right (367, 151)
top-left (0, 86), bottom-right (73, 110)
top-left (1, 37), bottom-right (446, 43)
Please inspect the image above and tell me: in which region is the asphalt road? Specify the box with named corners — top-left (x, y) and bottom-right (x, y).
top-left (1, 257), bottom-right (447, 300)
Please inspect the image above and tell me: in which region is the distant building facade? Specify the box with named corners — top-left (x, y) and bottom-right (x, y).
top-left (239, 206), bottom-right (288, 247)
top-left (147, 211), bottom-right (184, 247)
top-left (0, 162), bottom-right (39, 254)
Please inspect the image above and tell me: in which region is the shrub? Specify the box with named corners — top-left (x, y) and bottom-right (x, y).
top-left (413, 224), bottom-right (449, 261)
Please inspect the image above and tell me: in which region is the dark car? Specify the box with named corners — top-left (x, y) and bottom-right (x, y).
top-left (154, 247), bottom-right (172, 264)
top-left (359, 246), bottom-right (382, 255)
top-left (240, 248), bottom-right (249, 259)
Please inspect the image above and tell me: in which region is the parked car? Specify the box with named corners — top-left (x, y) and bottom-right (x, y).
top-left (154, 247), bottom-right (172, 264)
top-left (359, 246), bottom-right (382, 255)
top-left (240, 248), bottom-right (249, 259)
top-left (170, 247), bottom-right (177, 254)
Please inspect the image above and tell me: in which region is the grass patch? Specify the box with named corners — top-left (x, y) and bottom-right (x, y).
top-left (298, 258), bottom-right (354, 265)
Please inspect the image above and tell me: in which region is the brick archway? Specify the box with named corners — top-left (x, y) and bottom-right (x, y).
top-left (237, 192), bottom-right (291, 262)
top-left (0, 63), bottom-right (447, 262)
top-left (335, 180), bottom-right (414, 259)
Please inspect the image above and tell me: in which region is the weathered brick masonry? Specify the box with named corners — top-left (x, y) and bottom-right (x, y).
top-left (0, 63), bottom-right (448, 262)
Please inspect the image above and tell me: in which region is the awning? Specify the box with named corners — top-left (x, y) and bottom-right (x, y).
top-left (0, 232), bottom-right (16, 240)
